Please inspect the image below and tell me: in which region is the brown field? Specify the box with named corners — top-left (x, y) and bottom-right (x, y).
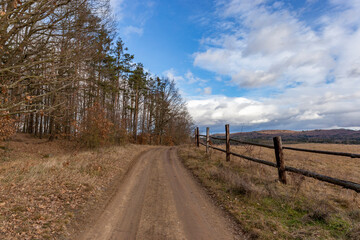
top-left (0, 134), bottom-right (153, 239)
top-left (230, 143), bottom-right (360, 183)
top-left (178, 143), bottom-right (360, 240)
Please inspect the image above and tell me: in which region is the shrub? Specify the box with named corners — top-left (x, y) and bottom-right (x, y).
top-left (137, 133), bottom-right (150, 145)
top-left (112, 123), bottom-right (129, 146)
top-left (0, 112), bottom-right (16, 141)
top-left (163, 134), bottom-right (174, 146)
top-left (79, 103), bottom-right (113, 148)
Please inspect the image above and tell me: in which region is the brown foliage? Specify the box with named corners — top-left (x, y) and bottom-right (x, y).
top-left (0, 112), bottom-right (16, 141)
top-left (112, 122), bottom-right (130, 145)
top-left (137, 133), bottom-right (150, 145)
top-left (163, 134), bottom-right (174, 146)
top-left (78, 103), bottom-right (113, 148)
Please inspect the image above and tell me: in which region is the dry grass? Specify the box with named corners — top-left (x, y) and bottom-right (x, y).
top-left (178, 143), bottom-right (360, 240)
top-left (0, 134), bottom-right (153, 239)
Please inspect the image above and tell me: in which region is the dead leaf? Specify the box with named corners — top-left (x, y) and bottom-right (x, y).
top-left (12, 0), bottom-right (21, 9)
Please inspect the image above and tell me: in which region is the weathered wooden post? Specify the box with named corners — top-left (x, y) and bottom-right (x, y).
top-left (273, 136), bottom-right (287, 184)
top-left (196, 127), bottom-right (200, 148)
top-left (225, 124), bottom-right (230, 161)
top-left (194, 128), bottom-right (197, 146)
top-left (206, 127), bottom-right (210, 154)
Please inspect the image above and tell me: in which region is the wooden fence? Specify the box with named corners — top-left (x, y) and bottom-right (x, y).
top-left (195, 124), bottom-right (360, 193)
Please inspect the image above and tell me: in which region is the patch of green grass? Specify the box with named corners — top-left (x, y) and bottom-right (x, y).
top-left (326, 216), bottom-right (351, 237)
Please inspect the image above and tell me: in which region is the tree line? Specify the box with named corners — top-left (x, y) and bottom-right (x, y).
top-left (0, 0), bottom-right (193, 146)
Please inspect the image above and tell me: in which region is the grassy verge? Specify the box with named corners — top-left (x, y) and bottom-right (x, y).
top-left (178, 144), bottom-right (360, 240)
top-left (0, 134), bottom-right (152, 239)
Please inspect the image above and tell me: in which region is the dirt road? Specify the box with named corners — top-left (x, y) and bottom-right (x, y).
top-left (78, 147), bottom-right (242, 240)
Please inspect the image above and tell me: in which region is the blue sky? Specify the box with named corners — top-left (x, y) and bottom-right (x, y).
top-left (110, 0), bottom-right (360, 133)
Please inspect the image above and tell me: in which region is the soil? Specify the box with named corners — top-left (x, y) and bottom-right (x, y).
top-left (76, 147), bottom-right (243, 240)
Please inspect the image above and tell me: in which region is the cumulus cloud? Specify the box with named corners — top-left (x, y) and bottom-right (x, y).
top-left (187, 91), bottom-right (360, 131)
top-left (187, 96), bottom-right (277, 127)
top-left (194, 1), bottom-right (337, 88)
top-left (190, 0), bottom-right (360, 131)
top-left (232, 70), bottom-right (278, 87)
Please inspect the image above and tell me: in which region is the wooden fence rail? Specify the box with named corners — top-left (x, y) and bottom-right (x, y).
top-left (205, 135), bottom-right (360, 158)
top-left (195, 125), bottom-right (360, 193)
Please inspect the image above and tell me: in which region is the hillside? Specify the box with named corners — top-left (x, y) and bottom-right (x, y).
top-left (214, 129), bottom-right (360, 144)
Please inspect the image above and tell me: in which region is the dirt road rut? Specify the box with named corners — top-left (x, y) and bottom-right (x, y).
top-left (78, 147), bottom-right (241, 240)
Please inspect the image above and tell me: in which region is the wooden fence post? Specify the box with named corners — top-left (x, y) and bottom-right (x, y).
top-left (194, 128), bottom-right (197, 146)
top-left (206, 127), bottom-right (210, 154)
top-left (196, 127), bottom-right (200, 148)
top-left (225, 124), bottom-right (230, 161)
top-left (273, 136), bottom-right (287, 184)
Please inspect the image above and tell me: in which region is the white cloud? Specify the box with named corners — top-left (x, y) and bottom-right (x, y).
top-left (296, 111), bottom-right (322, 121)
top-left (123, 26), bottom-right (144, 37)
top-left (203, 87), bottom-right (212, 95)
top-left (232, 70), bottom-right (278, 87)
top-left (110, 0), bottom-right (123, 8)
top-left (190, 0), bottom-right (360, 130)
top-left (187, 96), bottom-right (277, 126)
top-left (113, 0), bottom-right (155, 35)
top-left (185, 71), bottom-right (207, 85)
top-left (164, 69), bottom-right (207, 87)
top-left (194, 2), bottom-right (334, 88)
top-left (187, 91), bottom-right (360, 131)
top-left (110, 0), bottom-right (124, 20)
top-left (185, 71), bottom-right (197, 84)
top-left (163, 69), bottom-right (185, 83)
top-left (215, 76), bottom-right (222, 82)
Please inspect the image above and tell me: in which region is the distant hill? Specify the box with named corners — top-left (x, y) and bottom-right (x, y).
top-left (213, 129), bottom-right (360, 144)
